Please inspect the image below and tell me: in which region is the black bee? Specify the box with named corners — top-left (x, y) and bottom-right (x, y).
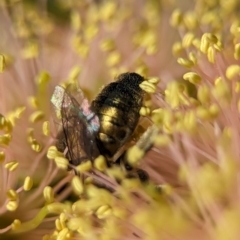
top-left (51, 72), bottom-right (149, 182)
top-left (91, 72), bottom-right (145, 162)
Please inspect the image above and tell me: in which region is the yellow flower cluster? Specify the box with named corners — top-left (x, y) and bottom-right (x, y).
top-left (1, 0), bottom-right (240, 240)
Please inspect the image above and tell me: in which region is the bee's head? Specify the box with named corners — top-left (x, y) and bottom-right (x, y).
top-left (117, 72), bottom-right (145, 85)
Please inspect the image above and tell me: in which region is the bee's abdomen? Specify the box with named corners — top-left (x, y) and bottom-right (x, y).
top-left (91, 72), bottom-right (145, 158)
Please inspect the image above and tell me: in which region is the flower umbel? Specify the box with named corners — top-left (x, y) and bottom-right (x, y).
top-left (1, 0), bottom-right (240, 240)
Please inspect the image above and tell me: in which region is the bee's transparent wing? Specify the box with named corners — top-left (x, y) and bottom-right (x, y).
top-left (51, 84), bottom-right (100, 166)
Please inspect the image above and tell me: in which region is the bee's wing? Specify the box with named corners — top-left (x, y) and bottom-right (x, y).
top-left (51, 84), bottom-right (100, 166)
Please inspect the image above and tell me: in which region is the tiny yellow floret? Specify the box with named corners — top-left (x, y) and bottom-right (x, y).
top-left (177, 58), bottom-right (195, 68)
top-left (198, 85), bottom-right (210, 104)
top-left (7, 189), bottom-right (18, 200)
top-left (43, 186), bottom-right (54, 203)
top-left (31, 142), bottom-right (42, 152)
top-left (148, 77), bottom-right (160, 85)
top-left (11, 219), bottom-right (21, 230)
top-left (207, 46), bottom-right (215, 63)
top-left (0, 133), bottom-right (11, 146)
top-left (0, 54), bottom-right (5, 73)
top-left (106, 51), bottom-right (121, 67)
top-left (126, 145), bottom-right (144, 167)
top-left (47, 146), bottom-right (64, 159)
top-left (42, 121), bottom-right (50, 136)
top-left (0, 151), bottom-right (5, 163)
top-left (226, 65), bottom-right (240, 80)
top-left (71, 11), bottom-right (81, 32)
top-left (37, 71), bottom-right (51, 85)
top-left (100, 39), bottom-right (115, 52)
top-left (183, 11), bottom-right (198, 30)
top-left (5, 161), bottom-right (19, 171)
top-left (200, 33), bottom-right (222, 56)
top-left (55, 219), bottom-right (62, 231)
top-left (172, 42), bottom-right (183, 56)
top-left (188, 52), bottom-right (197, 65)
top-left (6, 200), bottom-right (18, 211)
top-left (183, 72), bottom-right (201, 84)
top-left (121, 178), bottom-right (141, 190)
top-left (135, 65), bottom-right (149, 76)
top-left (29, 111), bottom-right (45, 123)
top-left (139, 81), bottom-right (156, 93)
top-left (94, 155), bottom-right (107, 172)
top-left (67, 218), bottom-right (83, 231)
top-left (196, 106), bottom-right (212, 120)
top-left (76, 160), bottom-right (92, 172)
top-left (85, 23), bottom-right (99, 41)
top-left (170, 9), bottom-right (182, 27)
top-left (182, 32), bottom-right (195, 48)
top-left (140, 106), bottom-right (151, 116)
top-left (23, 176), bottom-right (33, 191)
top-left (55, 156), bottom-right (69, 170)
top-left (15, 106), bottom-right (26, 119)
top-left (96, 205), bottom-right (112, 219)
top-left (234, 43), bottom-right (240, 60)
top-left (154, 134), bottom-right (171, 147)
top-left (21, 42), bottom-right (39, 59)
top-left (99, 2), bottom-right (117, 21)
top-left (28, 96), bottom-right (39, 109)
top-left (209, 104), bottom-right (219, 118)
top-left (72, 176), bottom-right (84, 195)
top-left (57, 228), bottom-right (70, 240)
top-left (106, 166), bottom-right (125, 181)
top-left (69, 66), bottom-right (81, 81)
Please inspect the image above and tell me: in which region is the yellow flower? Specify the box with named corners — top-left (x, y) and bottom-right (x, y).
top-left (1, 0), bottom-right (240, 240)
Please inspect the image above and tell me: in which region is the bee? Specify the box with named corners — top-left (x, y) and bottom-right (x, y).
top-left (51, 72), bottom-right (152, 182)
top-left (91, 72), bottom-right (145, 162)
